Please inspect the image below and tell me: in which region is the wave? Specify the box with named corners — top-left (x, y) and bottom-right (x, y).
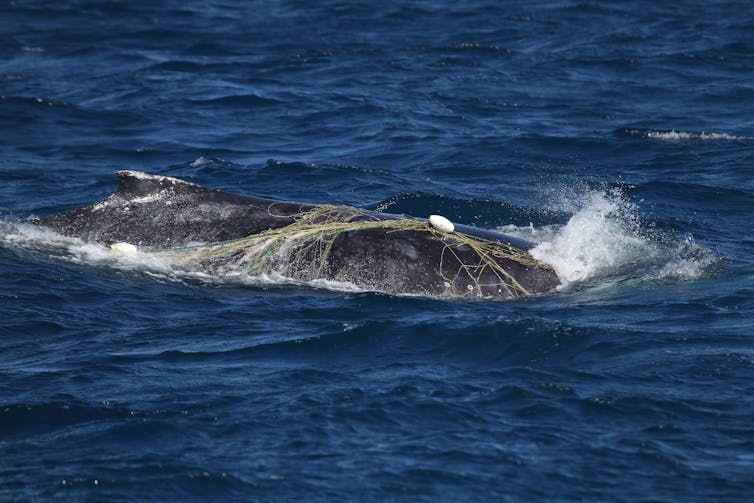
top-left (0, 400), bottom-right (154, 438)
top-left (187, 93), bottom-right (281, 108)
top-left (624, 128), bottom-right (752, 141)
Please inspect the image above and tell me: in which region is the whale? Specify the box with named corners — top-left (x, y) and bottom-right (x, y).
top-left (33, 171), bottom-right (560, 299)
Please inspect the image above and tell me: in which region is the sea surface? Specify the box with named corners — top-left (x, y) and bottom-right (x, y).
top-left (2, 1), bottom-right (754, 500)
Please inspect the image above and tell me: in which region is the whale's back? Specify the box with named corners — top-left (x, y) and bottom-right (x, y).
top-left (36, 171), bottom-right (313, 247)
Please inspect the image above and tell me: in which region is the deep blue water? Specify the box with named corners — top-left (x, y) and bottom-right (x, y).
top-left (2, 0), bottom-right (754, 500)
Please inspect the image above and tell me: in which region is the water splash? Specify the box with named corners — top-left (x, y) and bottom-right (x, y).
top-left (500, 188), bottom-right (717, 288)
top-left (529, 189), bottom-right (653, 283)
top-left (653, 234), bottom-right (717, 281)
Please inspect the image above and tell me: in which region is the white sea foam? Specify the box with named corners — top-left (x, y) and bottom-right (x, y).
top-left (630, 129), bottom-right (751, 141)
top-left (527, 190), bottom-right (654, 284)
top-left (0, 221), bottom-right (175, 276)
top-left (499, 188), bottom-right (717, 288)
top-left (652, 234), bottom-right (717, 281)
top-left (0, 220), bottom-right (366, 294)
top-left (190, 156), bottom-right (213, 167)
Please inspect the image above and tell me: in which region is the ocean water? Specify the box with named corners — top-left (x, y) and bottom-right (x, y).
top-left (2, 0), bottom-right (754, 500)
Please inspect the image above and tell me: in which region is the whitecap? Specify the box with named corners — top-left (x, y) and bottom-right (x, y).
top-left (629, 129), bottom-right (751, 141)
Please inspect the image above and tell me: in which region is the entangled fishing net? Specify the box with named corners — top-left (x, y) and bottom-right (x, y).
top-left (151, 204), bottom-right (553, 297)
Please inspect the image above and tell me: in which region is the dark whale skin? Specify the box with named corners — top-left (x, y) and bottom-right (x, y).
top-left (35, 171), bottom-right (560, 298)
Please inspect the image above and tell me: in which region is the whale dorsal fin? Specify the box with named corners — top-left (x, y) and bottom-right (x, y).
top-left (115, 170), bottom-right (199, 200)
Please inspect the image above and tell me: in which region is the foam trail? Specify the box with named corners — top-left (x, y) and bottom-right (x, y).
top-left (0, 220), bottom-right (366, 293)
top-left (0, 220), bottom-right (176, 276)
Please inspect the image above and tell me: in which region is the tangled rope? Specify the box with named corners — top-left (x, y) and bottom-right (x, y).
top-left (152, 204), bottom-right (552, 296)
